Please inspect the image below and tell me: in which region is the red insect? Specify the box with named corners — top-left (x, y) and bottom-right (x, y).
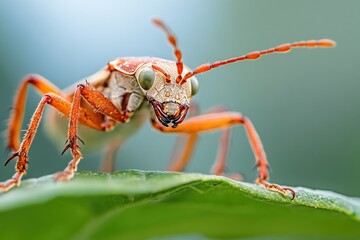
top-left (1, 19), bottom-right (335, 198)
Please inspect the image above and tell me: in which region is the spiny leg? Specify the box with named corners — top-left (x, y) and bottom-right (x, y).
top-left (57, 82), bottom-right (129, 180)
top-left (2, 74), bottom-right (109, 190)
top-left (1, 89), bottom-right (112, 191)
top-left (7, 75), bottom-right (63, 151)
top-left (0, 96), bottom-right (50, 191)
top-left (151, 111), bottom-right (295, 199)
top-left (54, 86), bottom-right (84, 181)
top-left (6, 74), bottom-right (111, 151)
top-left (8, 76), bottom-right (111, 146)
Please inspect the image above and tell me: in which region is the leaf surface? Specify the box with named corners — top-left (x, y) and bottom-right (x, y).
top-left (0, 170), bottom-right (359, 239)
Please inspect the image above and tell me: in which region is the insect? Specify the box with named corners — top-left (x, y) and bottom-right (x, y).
top-left (1, 18), bottom-right (335, 198)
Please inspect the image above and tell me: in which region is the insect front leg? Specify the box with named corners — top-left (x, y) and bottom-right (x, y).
top-left (1, 75), bottom-right (96, 191)
top-left (1, 91), bottom-right (107, 191)
top-left (56, 82), bottom-right (129, 180)
top-left (151, 111), bottom-right (295, 199)
top-left (6, 73), bottom-right (110, 151)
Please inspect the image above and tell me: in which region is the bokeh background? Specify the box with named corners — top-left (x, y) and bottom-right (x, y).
top-left (0, 0), bottom-right (359, 197)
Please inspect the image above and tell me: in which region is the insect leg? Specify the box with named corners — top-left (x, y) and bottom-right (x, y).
top-left (74, 82), bottom-right (129, 122)
top-left (101, 138), bottom-right (124, 173)
top-left (1, 88), bottom-right (115, 191)
top-left (151, 111), bottom-right (295, 199)
top-left (210, 123), bottom-right (233, 175)
top-left (56, 82), bottom-right (128, 180)
top-left (167, 103), bottom-right (199, 172)
top-left (167, 105), bottom-right (236, 179)
top-left (7, 75), bottom-right (63, 151)
top-left (0, 95), bottom-right (50, 191)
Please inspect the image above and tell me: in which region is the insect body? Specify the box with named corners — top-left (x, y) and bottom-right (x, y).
top-left (1, 19), bottom-right (336, 198)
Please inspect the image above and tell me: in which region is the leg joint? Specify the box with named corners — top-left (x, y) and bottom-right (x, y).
top-left (43, 94), bottom-right (53, 104)
top-left (151, 118), bottom-right (165, 132)
top-left (241, 114), bottom-right (248, 124)
top-left (25, 74), bottom-right (38, 84)
top-left (76, 83), bottom-right (86, 89)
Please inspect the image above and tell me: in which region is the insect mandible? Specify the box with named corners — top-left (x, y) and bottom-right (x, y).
top-left (1, 18), bottom-right (336, 198)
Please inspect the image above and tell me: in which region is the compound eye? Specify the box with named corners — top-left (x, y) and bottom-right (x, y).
top-left (190, 77), bottom-right (199, 96)
top-left (138, 67), bottom-right (155, 90)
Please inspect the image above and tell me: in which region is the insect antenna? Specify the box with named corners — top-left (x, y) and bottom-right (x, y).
top-left (181, 39), bottom-right (336, 85)
top-left (152, 64), bottom-right (171, 84)
top-left (152, 18), bottom-right (184, 84)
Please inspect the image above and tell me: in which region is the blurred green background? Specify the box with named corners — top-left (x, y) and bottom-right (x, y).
top-left (0, 0), bottom-right (359, 197)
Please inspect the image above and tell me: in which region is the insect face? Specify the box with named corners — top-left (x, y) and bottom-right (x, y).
top-left (135, 61), bottom-right (198, 128)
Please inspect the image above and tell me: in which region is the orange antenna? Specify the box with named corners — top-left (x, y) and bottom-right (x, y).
top-left (152, 64), bottom-right (171, 84)
top-left (152, 18), bottom-right (184, 84)
top-left (181, 39), bottom-right (336, 84)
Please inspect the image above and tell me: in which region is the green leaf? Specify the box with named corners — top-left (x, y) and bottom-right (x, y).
top-left (0, 170), bottom-right (359, 239)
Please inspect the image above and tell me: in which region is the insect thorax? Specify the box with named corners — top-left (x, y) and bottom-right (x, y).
top-left (102, 71), bottom-right (145, 113)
